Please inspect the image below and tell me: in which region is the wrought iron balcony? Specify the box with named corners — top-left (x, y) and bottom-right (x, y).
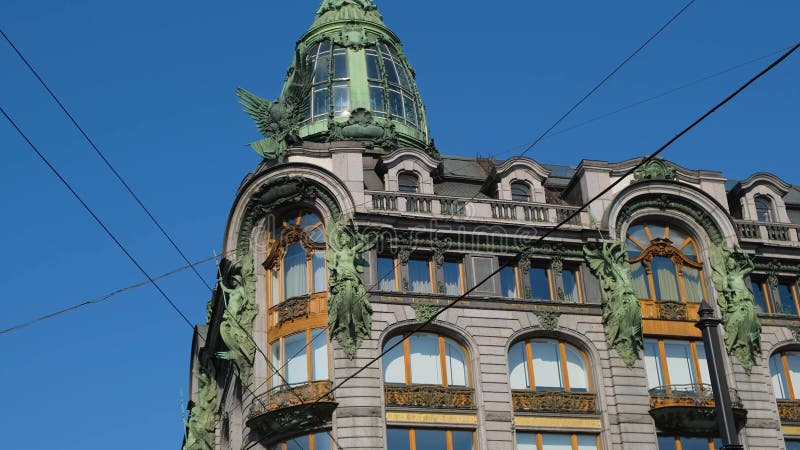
top-left (384, 384), bottom-right (475, 410)
top-left (365, 190), bottom-right (586, 227)
top-left (777, 399), bottom-right (800, 423)
top-left (648, 383), bottom-right (747, 434)
top-left (246, 381), bottom-right (336, 438)
top-left (734, 220), bottom-right (799, 246)
top-left (512, 390), bottom-right (597, 414)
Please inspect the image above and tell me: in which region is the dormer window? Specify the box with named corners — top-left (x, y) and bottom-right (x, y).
top-left (511, 181), bottom-right (531, 202)
top-left (398, 172), bottom-right (419, 193)
top-left (755, 196), bottom-right (774, 222)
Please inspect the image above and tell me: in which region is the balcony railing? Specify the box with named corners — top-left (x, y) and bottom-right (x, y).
top-left (734, 220), bottom-right (799, 245)
top-left (512, 390), bottom-right (597, 414)
top-left (648, 383), bottom-right (746, 434)
top-left (384, 384), bottom-right (475, 410)
top-left (246, 380), bottom-right (336, 437)
top-left (365, 190), bottom-right (586, 227)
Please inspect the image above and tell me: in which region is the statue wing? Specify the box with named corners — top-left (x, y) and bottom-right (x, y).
top-left (708, 245), bottom-right (729, 291)
top-left (236, 88), bottom-right (274, 136)
top-left (284, 49), bottom-right (314, 118)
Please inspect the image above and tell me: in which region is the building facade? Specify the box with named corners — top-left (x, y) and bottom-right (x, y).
top-left (182, 2), bottom-right (800, 449)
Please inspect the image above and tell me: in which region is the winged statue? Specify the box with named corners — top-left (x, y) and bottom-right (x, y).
top-left (216, 255), bottom-right (258, 383)
top-left (236, 50), bottom-right (313, 163)
top-left (326, 215), bottom-right (378, 359)
top-left (584, 241), bottom-right (643, 367)
top-left (709, 243), bottom-right (761, 374)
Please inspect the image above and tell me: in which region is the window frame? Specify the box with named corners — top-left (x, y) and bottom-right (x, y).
top-left (754, 195), bottom-right (775, 223)
top-left (769, 350), bottom-right (800, 400)
top-left (510, 180), bottom-right (532, 203)
top-left (386, 427), bottom-right (476, 450)
top-left (509, 338), bottom-right (592, 393)
top-left (501, 259), bottom-right (583, 303)
top-left (515, 431), bottom-right (602, 450)
top-left (305, 40), bottom-right (351, 125)
top-left (644, 338), bottom-right (709, 395)
top-left (657, 435), bottom-right (722, 450)
top-left (398, 171), bottom-right (420, 194)
top-left (269, 327), bottom-right (330, 389)
top-left (407, 256), bottom-right (435, 294)
top-left (774, 279), bottom-right (800, 316)
top-left (626, 223), bottom-right (709, 303)
top-left (383, 333), bottom-right (473, 388)
top-left (441, 258), bottom-right (466, 295)
top-left (272, 431), bottom-right (334, 450)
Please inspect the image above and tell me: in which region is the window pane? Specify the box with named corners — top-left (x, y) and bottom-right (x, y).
top-left (313, 88), bottom-right (329, 118)
top-left (271, 269), bottom-right (280, 305)
top-left (378, 257), bottom-right (396, 291)
top-left (500, 266), bottom-right (517, 298)
top-left (682, 266), bottom-right (704, 303)
top-left (443, 261), bottom-right (462, 295)
top-left (387, 428), bottom-right (410, 450)
top-left (299, 212), bottom-right (321, 230)
top-left (532, 340), bottom-right (563, 390)
top-left (451, 430), bottom-right (474, 450)
top-left (652, 256), bottom-right (680, 301)
top-left (398, 173), bottom-right (418, 193)
top-left (270, 341), bottom-right (280, 388)
top-left (769, 354), bottom-right (789, 399)
top-left (333, 49), bottom-right (348, 79)
top-left (777, 283), bottom-right (798, 315)
top-left (788, 353), bottom-right (800, 399)
top-left (511, 182), bottom-right (530, 202)
top-left (695, 343), bottom-right (711, 387)
top-left (287, 434), bottom-right (310, 450)
top-left (752, 281), bottom-right (769, 313)
top-left (529, 267), bottom-right (551, 300)
top-left (313, 54), bottom-right (329, 83)
top-left (384, 58), bottom-right (399, 84)
top-left (408, 259), bottom-right (431, 293)
top-left (314, 432), bottom-right (331, 450)
top-left (285, 332), bottom-right (308, 385)
top-left (409, 334), bottom-right (442, 384)
top-left (414, 429), bottom-right (447, 450)
top-left (403, 94), bottom-right (417, 124)
top-left (680, 438), bottom-right (711, 450)
top-left (444, 339), bottom-right (468, 387)
top-left (562, 269), bottom-right (580, 303)
top-left (566, 346), bottom-right (589, 392)
top-left (576, 435), bottom-right (598, 450)
top-left (332, 83), bottom-right (350, 117)
top-left (756, 197), bottom-right (773, 222)
top-left (657, 436), bottom-right (677, 450)
top-left (630, 262), bottom-right (651, 299)
top-left (509, 342), bottom-right (530, 389)
top-left (312, 329), bottom-right (328, 381)
top-left (388, 90), bottom-right (403, 117)
top-left (664, 341), bottom-right (696, 387)
top-left (787, 440), bottom-right (800, 450)
top-left (284, 243), bottom-right (308, 299)
top-left (516, 433), bottom-right (537, 450)
top-left (541, 434), bottom-right (573, 450)
top-left (366, 51), bottom-right (380, 79)
top-left (383, 335), bottom-right (406, 384)
top-left (369, 85), bottom-right (385, 112)
top-left (313, 250), bottom-right (326, 293)
top-left (644, 339), bottom-right (665, 390)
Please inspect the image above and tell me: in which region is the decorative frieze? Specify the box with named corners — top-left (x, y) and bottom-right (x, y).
top-left (657, 301), bottom-right (688, 321)
top-left (512, 390), bottom-right (597, 414)
top-left (778, 400), bottom-right (800, 423)
top-left (277, 295), bottom-right (310, 325)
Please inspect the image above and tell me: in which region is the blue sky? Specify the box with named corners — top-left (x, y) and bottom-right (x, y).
top-left (0, 1), bottom-right (798, 448)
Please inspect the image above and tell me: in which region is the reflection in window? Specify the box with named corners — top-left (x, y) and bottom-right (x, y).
top-left (774, 281), bottom-right (800, 315)
top-left (787, 440), bottom-right (800, 450)
top-left (626, 223), bottom-right (706, 303)
top-left (755, 196), bottom-right (774, 222)
top-left (266, 212), bottom-right (326, 305)
top-left (517, 432), bottom-right (599, 450)
top-left (377, 256), bottom-right (397, 291)
top-left (365, 42), bottom-right (422, 129)
top-left (751, 280), bottom-right (770, 312)
top-left (529, 267), bottom-right (553, 301)
top-left (643, 339), bottom-right (710, 392)
top-left (398, 172), bottom-right (419, 193)
top-left (272, 432), bottom-right (332, 450)
top-left (511, 181), bottom-right (532, 202)
top-left (269, 328), bottom-right (329, 388)
top-left (500, 266), bottom-right (518, 298)
top-left (443, 261), bottom-right (463, 295)
top-left (387, 428), bottom-right (474, 450)
top-left (382, 334), bottom-right (469, 387)
top-left (657, 436), bottom-right (722, 450)
top-left (408, 258), bottom-right (432, 293)
top-left (769, 351), bottom-right (800, 400)
top-left (562, 268), bottom-right (581, 303)
top-left (306, 41), bottom-right (350, 124)
top-left (508, 339), bottom-right (590, 392)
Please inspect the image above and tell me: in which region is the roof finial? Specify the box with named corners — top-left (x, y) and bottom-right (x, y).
top-left (317, 0), bottom-right (378, 16)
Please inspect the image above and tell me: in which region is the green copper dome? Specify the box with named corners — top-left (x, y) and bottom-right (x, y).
top-left (236, 0), bottom-right (433, 162)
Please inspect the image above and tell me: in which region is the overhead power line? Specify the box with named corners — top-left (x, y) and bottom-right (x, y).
top-left (265, 40), bottom-right (800, 448)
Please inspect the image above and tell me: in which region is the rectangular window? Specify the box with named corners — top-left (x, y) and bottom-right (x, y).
top-left (500, 266), bottom-right (518, 298)
top-left (284, 332), bottom-right (308, 385)
top-left (531, 340), bottom-right (563, 390)
top-left (787, 440), bottom-right (800, 450)
top-left (387, 429), bottom-right (474, 450)
top-left (776, 282), bottom-right (799, 315)
top-left (332, 47), bottom-right (348, 79)
top-left (471, 256), bottom-right (496, 294)
top-left (332, 81), bottom-right (350, 117)
top-left (443, 261), bottom-right (463, 295)
top-left (562, 269), bottom-right (581, 303)
top-left (408, 258), bottom-right (432, 293)
top-left (644, 340), bottom-right (665, 390)
top-left (751, 280), bottom-right (770, 312)
top-left (365, 50), bottom-right (380, 79)
top-left (312, 329), bottom-right (328, 381)
top-left (270, 341), bottom-right (280, 389)
top-left (369, 83), bottom-right (385, 114)
top-left (644, 339), bottom-right (709, 394)
top-left (517, 433), bottom-right (599, 450)
top-left (657, 437), bottom-right (722, 450)
top-left (377, 257), bottom-right (397, 291)
top-left (529, 267), bottom-right (552, 301)
top-left (312, 251), bottom-right (326, 293)
top-left (408, 334), bottom-right (442, 385)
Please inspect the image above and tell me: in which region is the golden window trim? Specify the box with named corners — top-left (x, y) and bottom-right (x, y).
top-left (629, 238), bottom-right (703, 273)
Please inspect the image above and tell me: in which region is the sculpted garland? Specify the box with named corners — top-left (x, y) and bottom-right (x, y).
top-left (326, 215), bottom-right (378, 358)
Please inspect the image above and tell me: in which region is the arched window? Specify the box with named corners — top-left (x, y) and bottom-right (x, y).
top-left (511, 181), bottom-right (532, 202)
top-left (265, 211), bottom-right (326, 306)
top-left (382, 333), bottom-right (470, 387)
top-left (626, 223), bottom-right (707, 303)
top-left (398, 172), bottom-right (419, 193)
top-left (508, 338), bottom-right (590, 392)
top-left (769, 350), bottom-right (800, 400)
top-left (755, 195), bottom-right (775, 222)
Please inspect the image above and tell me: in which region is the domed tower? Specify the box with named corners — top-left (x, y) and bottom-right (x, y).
top-left (237, 0), bottom-right (435, 163)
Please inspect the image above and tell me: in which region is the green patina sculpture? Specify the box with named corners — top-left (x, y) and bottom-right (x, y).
top-left (183, 358), bottom-right (217, 450)
top-left (317, 0), bottom-right (377, 15)
top-left (709, 244), bottom-right (761, 374)
top-left (236, 51), bottom-right (313, 163)
top-left (584, 242), bottom-right (643, 367)
top-left (327, 108), bottom-right (398, 150)
top-left (412, 302), bottom-right (441, 323)
top-left (216, 254), bottom-right (259, 383)
top-left (632, 159), bottom-right (677, 182)
top-left (326, 215), bottom-right (378, 359)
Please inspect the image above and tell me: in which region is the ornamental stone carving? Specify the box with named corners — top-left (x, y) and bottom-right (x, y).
top-left (778, 400), bottom-right (800, 423)
top-left (216, 254), bottom-right (259, 384)
top-left (327, 108), bottom-right (398, 150)
top-left (633, 159), bottom-right (677, 182)
top-left (657, 301), bottom-right (688, 321)
top-left (412, 303), bottom-right (441, 323)
top-left (384, 385), bottom-right (475, 410)
top-left (512, 390), bottom-right (597, 414)
top-left (278, 295), bottom-right (311, 325)
top-left (535, 311), bottom-right (560, 331)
